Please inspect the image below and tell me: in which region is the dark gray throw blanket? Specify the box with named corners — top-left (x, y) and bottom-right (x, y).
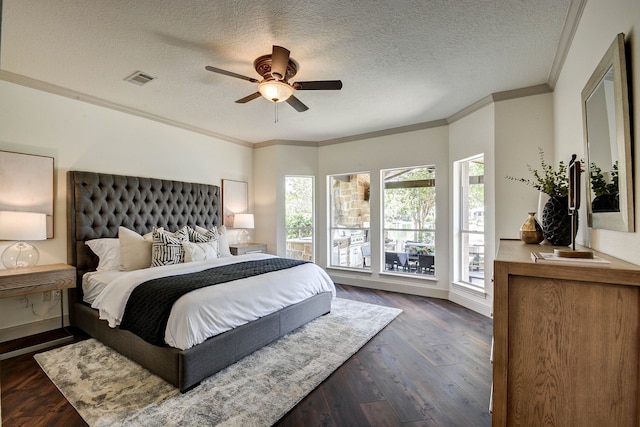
top-left (119, 258), bottom-right (308, 346)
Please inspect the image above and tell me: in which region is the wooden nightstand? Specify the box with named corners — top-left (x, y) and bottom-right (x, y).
top-left (0, 263), bottom-right (76, 360)
top-left (229, 243), bottom-right (267, 255)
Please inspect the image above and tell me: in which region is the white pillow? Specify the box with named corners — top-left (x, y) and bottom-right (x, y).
top-left (196, 225), bottom-right (232, 257)
top-left (150, 227), bottom-right (189, 267)
top-left (86, 238), bottom-right (120, 271)
top-left (118, 227), bottom-right (154, 271)
top-left (182, 240), bottom-right (219, 262)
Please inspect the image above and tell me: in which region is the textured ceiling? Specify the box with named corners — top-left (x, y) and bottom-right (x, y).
top-left (0, 0), bottom-right (572, 144)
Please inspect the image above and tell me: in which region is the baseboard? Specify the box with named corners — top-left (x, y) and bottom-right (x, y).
top-left (448, 289), bottom-right (492, 317)
top-left (328, 270), bottom-right (495, 317)
top-left (0, 315), bottom-right (69, 343)
top-left (328, 271), bottom-right (449, 300)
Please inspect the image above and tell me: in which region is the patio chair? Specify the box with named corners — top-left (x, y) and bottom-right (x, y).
top-left (417, 254), bottom-right (435, 274)
top-left (385, 252), bottom-right (400, 270)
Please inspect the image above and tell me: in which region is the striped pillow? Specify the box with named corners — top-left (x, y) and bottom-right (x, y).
top-left (187, 226), bottom-right (217, 243)
top-left (151, 227), bottom-right (189, 267)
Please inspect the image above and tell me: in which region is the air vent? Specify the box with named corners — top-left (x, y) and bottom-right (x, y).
top-left (124, 71), bottom-right (156, 86)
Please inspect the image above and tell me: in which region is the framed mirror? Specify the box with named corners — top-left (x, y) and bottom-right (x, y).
top-left (581, 33), bottom-right (634, 231)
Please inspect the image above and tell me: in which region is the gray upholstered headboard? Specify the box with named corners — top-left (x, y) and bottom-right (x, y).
top-left (67, 171), bottom-right (222, 297)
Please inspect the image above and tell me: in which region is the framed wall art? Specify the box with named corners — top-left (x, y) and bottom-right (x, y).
top-left (0, 150), bottom-right (54, 238)
top-left (222, 179), bottom-right (248, 227)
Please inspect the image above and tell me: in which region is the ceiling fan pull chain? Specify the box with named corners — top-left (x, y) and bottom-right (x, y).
top-left (274, 102), bottom-right (278, 123)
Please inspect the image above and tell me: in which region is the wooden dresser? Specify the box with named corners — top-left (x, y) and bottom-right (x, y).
top-left (493, 239), bottom-right (640, 427)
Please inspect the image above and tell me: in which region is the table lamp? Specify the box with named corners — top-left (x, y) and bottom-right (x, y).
top-left (0, 211), bottom-right (47, 268)
top-left (233, 213), bottom-right (254, 244)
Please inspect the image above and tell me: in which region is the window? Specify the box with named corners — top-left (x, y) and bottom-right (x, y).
top-left (382, 166), bottom-right (436, 276)
top-left (285, 176), bottom-right (314, 261)
top-left (328, 173), bottom-right (370, 269)
top-left (457, 155), bottom-right (485, 287)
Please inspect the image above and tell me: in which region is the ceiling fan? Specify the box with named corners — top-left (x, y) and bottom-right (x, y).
top-left (205, 45), bottom-right (342, 112)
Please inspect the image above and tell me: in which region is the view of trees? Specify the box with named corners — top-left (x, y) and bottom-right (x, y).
top-left (384, 167), bottom-right (436, 245)
top-left (285, 176), bottom-right (313, 239)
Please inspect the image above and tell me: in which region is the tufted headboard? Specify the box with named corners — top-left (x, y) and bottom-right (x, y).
top-left (67, 171), bottom-right (222, 298)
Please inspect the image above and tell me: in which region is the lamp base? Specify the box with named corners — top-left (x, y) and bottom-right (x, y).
top-left (238, 229), bottom-right (251, 244)
top-left (1, 241), bottom-right (40, 268)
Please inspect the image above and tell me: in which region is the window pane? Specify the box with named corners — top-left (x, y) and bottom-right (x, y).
top-left (329, 173), bottom-right (370, 268)
top-left (285, 176), bottom-right (313, 261)
top-left (458, 156), bottom-right (484, 287)
top-left (382, 166), bottom-right (436, 276)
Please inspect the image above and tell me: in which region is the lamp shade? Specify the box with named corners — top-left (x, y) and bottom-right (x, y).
top-left (258, 80), bottom-right (294, 102)
top-left (0, 211), bottom-right (47, 241)
top-left (0, 211), bottom-right (47, 268)
top-left (233, 213), bottom-right (254, 229)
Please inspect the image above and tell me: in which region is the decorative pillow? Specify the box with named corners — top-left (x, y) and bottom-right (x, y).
top-left (187, 226), bottom-right (216, 243)
top-left (151, 227), bottom-right (189, 267)
top-left (196, 225), bottom-right (231, 257)
top-left (86, 238), bottom-right (120, 271)
top-left (182, 240), bottom-right (220, 262)
top-left (216, 225), bottom-right (232, 257)
top-left (118, 227), bottom-right (154, 271)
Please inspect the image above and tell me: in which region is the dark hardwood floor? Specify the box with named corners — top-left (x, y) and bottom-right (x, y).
top-left (1, 285), bottom-right (493, 426)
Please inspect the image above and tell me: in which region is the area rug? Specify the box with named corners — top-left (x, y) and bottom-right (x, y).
top-left (35, 298), bottom-right (402, 426)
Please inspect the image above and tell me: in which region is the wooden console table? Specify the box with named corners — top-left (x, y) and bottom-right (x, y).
top-left (493, 240), bottom-right (640, 426)
top-left (0, 263), bottom-right (76, 360)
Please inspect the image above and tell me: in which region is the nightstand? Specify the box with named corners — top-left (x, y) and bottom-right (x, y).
top-left (0, 263), bottom-right (76, 360)
top-left (229, 243), bottom-right (268, 255)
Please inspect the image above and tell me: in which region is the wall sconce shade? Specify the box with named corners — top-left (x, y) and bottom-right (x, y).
top-left (258, 80), bottom-right (294, 103)
top-left (0, 211), bottom-right (47, 268)
top-left (233, 213), bottom-right (254, 244)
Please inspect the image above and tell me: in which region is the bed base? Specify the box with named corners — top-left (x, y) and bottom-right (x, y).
top-left (73, 291), bottom-right (332, 392)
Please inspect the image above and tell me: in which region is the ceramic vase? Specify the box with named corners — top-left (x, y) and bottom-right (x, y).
top-left (519, 212), bottom-right (544, 244)
top-left (542, 195), bottom-right (576, 246)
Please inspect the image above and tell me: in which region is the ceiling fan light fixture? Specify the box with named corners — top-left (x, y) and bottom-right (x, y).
top-left (258, 80), bottom-right (294, 102)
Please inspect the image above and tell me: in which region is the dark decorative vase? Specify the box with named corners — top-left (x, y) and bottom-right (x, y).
top-left (542, 195), bottom-right (575, 246)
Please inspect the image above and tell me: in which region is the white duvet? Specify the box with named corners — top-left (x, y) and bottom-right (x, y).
top-left (88, 253), bottom-right (336, 350)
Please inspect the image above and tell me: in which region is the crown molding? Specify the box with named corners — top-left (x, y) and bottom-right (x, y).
top-left (547, 0), bottom-right (587, 89)
top-left (0, 70), bottom-right (252, 148)
top-left (446, 83), bottom-right (552, 124)
top-left (254, 139), bottom-right (320, 149)
top-left (2, 68), bottom-right (556, 150)
top-left (317, 119), bottom-right (449, 146)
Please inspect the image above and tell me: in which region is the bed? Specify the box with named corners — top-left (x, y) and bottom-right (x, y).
top-left (67, 171), bottom-right (334, 392)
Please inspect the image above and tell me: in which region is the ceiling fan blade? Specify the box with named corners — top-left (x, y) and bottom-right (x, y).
top-left (271, 45), bottom-right (290, 80)
top-left (294, 80), bottom-right (343, 90)
top-left (286, 95), bottom-right (309, 112)
top-left (205, 66), bottom-right (259, 83)
top-left (235, 92), bottom-right (262, 103)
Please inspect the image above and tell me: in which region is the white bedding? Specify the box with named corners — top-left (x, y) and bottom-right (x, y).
top-left (88, 253), bottom-right (336, 350)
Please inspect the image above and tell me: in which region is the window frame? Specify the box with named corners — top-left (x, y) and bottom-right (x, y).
top-left (381, 165), bottom-right (437, 277)
top-left (327, 172), bottom-right (371, 270)
top-left (285, 175), bottom-right (315, 262)
top-left (455, 154), bottom-right (485, 289)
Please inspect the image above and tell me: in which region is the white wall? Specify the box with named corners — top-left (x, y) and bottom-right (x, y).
top-left (553, 0), bottom-right (640, 263)
top-left (495, 93), bottom-right (555, 238)
top-left (448, 103), bottom-right (496, 315)
top-left (253, 144), bottom-right (318, 255)
top-left (0, 80), bottom-right (252, 340)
